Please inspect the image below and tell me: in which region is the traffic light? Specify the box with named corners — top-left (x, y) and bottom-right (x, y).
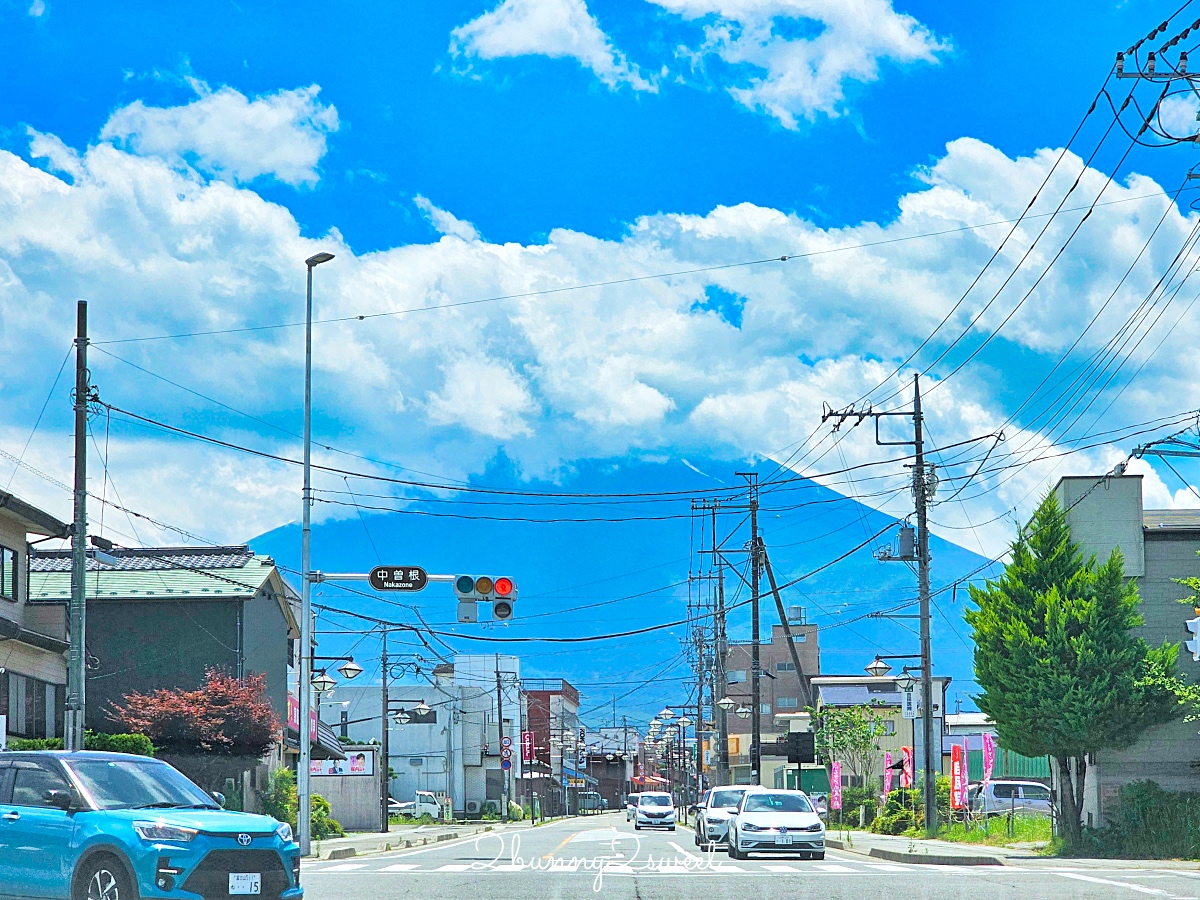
top-left (454, 575), bottom-right (517, 621)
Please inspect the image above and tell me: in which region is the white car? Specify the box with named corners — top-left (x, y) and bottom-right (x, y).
top-left (633, 791), bottom-right (676, 831)
top-left (727, 789), bottom-right (825, 860)
top-left (970, 780), bottom-right (1052, 817)
top-left (625, 792), bottom-right (643, 821)
top-left (694, 785), bottom-right (751, 848)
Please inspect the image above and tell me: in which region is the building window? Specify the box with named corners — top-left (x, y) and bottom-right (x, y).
top-left (776, 662), bottom-right (795, 672)
top-left (0, 671), bottom-right (64, 739)
top-left (776, 697), bottom-right (798, 709)
top-left (880, 720), bottom-right (896, 735)
top-left (760, 704), bottom-right (771, 715)
top-left (727, 670), bottom-right (747, 684)
top-left (0, 545), bottom-right (16, 601)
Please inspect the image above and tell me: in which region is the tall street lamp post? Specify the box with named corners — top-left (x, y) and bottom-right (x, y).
top-left (299, 250), bottom-right (334, 856)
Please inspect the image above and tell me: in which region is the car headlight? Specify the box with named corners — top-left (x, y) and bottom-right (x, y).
top-left (134, 822), bottom-right (198, 843)
top-left (276, 822), bottom-right (294, 843)
top-left (741, 823), bottom-right (764, 832)
top-left (804, 822), bottom-right (823, 832)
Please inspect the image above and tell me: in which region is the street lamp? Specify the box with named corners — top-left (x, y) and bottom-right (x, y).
top-left (678, 716), bottom-right (692, 728)
top-left (338, 659), bottom-right (364, 680)
top-left (716, 696), bottom-right (735, 711)
top-left (416, 701), bottom-right (432, 716)
top-left (299, 249), bottom-right (335, 857)
top-left (311, 671), bottom-right (337, 693)
top-left (865, 657), bottom-right (892, 677)
top-left (659, 708), bottom-right (675, 721)
top-left (735, 705), bottom-right (751, 720)
top-left (896, 671), bottom-right (917, 692)
top-left (394, 710), bottom-right (411, 725)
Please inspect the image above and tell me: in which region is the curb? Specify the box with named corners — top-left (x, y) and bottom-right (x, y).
top-left (313, 825), bottom-right (495, 859)
top-left (867, 847), bottom-right (1006, 867)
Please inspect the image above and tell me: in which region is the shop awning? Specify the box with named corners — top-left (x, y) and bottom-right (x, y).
top-left (631, 774), bottom-right (669, 786)
top-left (284, 720), bottom-right (347, 761)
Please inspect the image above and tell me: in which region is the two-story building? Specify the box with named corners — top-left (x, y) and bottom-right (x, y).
top-left (0, 490), bottom-right (70, 745)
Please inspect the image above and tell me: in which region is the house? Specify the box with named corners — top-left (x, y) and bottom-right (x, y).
top-left (27, 544), bottom-right (344, 802)
top-left (811, 671), bottom-right (951, 794)
top-left (524, 678), bottom-right (589, 815)
top-left (1049, 474), bottom-right (1200, 825)
top-left (0, 490), bottom-right (71, 744)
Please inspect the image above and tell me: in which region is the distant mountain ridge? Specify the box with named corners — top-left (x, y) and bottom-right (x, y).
top-left (250, 455), bottom-right (999, 725)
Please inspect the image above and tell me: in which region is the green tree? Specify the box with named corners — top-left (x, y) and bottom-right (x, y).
top-left (810, 704), bottom-right (886, 787)
top-left (966, 491), bottom-right (1181, 847)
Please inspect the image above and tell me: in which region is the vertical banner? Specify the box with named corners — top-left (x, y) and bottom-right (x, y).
top-left (900, 746), bottom-right (914, 789)
top-left (883, 751), bottom-right (894, 794)
top-left (950, 744), bottom-right (965, 809)
top-left (830, 761), bottom-right (842, 810)
top-left (521, 731), bottom-right (535, 763)
top-left (982, 732), bottom-right (996, 785)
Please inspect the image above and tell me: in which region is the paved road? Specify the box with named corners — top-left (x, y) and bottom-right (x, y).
top-left (302, 812), bottom-right (1200, 899)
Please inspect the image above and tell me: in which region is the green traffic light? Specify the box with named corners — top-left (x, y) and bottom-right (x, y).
top-left (455, 575), bottom-right (474, 593)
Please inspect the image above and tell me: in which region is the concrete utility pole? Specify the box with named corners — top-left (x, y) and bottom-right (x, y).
top-left (715, 542), bottom-right (729, 786)
top-left (380, 629), bottom-right (391, 834)
top-left (66, 300), bottom-right (88, 752)
top-left (821, 374), bottom-right (938, 834)
top-left (737, 472), bottom-right (762, 786)
top-left (495, 654), bottom-right (508, 823)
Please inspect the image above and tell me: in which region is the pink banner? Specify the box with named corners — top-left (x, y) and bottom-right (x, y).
top-left (900, 746), bottom-right (913, 789)
top-left (982, 733), bottom-right (996, 785)
top-left (883, 751), bottom-right (894, 794)
top-left (830, 761), bottom-right (842, 810)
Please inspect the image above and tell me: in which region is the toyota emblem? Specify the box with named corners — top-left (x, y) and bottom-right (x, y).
top-left (237, 833), bottom-right (252, 846)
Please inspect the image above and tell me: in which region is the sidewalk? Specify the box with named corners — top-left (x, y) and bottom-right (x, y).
top-left (826, 830), bottom-right (1038, 866)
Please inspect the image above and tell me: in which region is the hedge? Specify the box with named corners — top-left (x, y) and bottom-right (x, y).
top-left (7, 731), bottom-right (155, 757)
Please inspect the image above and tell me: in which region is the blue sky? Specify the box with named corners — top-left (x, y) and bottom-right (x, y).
top-left (5, 0), bottom-right (1200, 722)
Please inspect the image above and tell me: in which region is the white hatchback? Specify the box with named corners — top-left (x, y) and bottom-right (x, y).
top-left (727, 790), bottom-right (824, 860)
top-left (633, 792), bottom-right (676, 831)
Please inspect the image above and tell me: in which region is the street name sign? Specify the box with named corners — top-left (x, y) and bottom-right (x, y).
top-left (369, 566), bottom-right (428, 591)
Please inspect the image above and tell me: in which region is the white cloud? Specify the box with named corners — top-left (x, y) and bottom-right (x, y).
top-left (450, 0), bottom-right (654, 91)
top-left (3, 119), bottom-right (1200, 553)
top-left (100, 81), bottom-right (339, 187)
top-left (415, 195), bottom-right (482, 241)
top-left (28, 0), bottom-right (45, 16)
top-left (1159, 94), bottom-right (1199, 140)
top-left (651, 0), bottom-right (947, 126)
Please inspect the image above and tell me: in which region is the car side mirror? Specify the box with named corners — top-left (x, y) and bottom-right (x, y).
top-left (45, 789), bottom-right (72, 811)
top-left (211, 791), bottom-right (226, 808)
top-left (818, 809), bottom-right (828, 819)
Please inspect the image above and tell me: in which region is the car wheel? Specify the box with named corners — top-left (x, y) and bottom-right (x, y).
top-left (634, 823), bottom-right (641, 831)
top-left (812, 852), bottom-right (825, 861)
top-left (693, 831), bottom-right (701, 846)
top-left (669, 825), bottom-right (675, 832)
top-left (74, 855), bottom-right (133, 900)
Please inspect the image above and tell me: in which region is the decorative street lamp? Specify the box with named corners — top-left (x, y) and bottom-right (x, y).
top-left (865, 657), bottom-right (892, 678)
top-left (716, 696), bottom-right (735, 711)
top-left (415, 701), bottom-right (432, 716)
top-left (896, 671), bottom-right (917, 692)
top-left (659, 708), bottom-right (675, 721)
top-left (311, 671), bottom-right (337, 693)
top-left (735, 705), bottom-right (752, 720)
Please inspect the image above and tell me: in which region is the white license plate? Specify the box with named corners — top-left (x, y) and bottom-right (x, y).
top-left (229, 873), bottom-right (261, 895)
top-left (775, 834), bottom-right (793, 845)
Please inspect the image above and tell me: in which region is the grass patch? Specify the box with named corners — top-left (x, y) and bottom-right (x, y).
top-left (940, 815), bottom-right (1051, 847)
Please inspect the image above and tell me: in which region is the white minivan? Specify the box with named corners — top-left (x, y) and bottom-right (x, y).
top-left (634, 792), bottom-right (676, 831)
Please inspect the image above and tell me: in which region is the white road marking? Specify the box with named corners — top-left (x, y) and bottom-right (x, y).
top-left (814, 864), bottom-right (857, 873)
top-left (491, 864), bottom-right (526, 872)
top-left (434, 864), bottom-right (472, 872)
top-left (864, 864), bottom-right (908, 872)
top-left (547, 860), bottom-right (581, 872)
top-left (378, 864), bottom-right (420, 872)
top-left (762, 864), bottom-right (800, 873)
top-left (318, 863), bottom-right (368, 872)
top-left (668, 841), bottom-right (702, 861)
top-left (1054, 873), bottom-right (1179, 896)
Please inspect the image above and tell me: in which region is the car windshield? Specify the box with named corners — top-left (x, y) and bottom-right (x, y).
top-left (641, 795), bottom-right (672, 807)
top-left (743, 793), bottom-right (813, 813)
top-left (66, 759), bottom-right (218, 811)
top-left (710, 789), bottom-right (745, 809)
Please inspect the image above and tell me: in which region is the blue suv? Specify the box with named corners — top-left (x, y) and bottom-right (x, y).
top-left (0, 750), bottom-right (302, 900)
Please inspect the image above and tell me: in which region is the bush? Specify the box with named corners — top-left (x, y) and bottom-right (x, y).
top-left (871, 776), bottom-right (951, 835)
top-left (259, 768), bottom-right (343, 839)
top-left (840, 786), bottom-right (876, 827)
top-left (8, 732), bottom-right (154, 756)
top-left (1068, 781), bottom-right (1200, 859)
top-left (508, 800), bottom-right (525, 821)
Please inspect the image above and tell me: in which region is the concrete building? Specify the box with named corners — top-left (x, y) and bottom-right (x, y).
top-left (0, 490), bottom-right (70, 745)
top-left (524, 679), bottom-right (587, 815)
top-left (1052, 473), bottom-right (1200, 826)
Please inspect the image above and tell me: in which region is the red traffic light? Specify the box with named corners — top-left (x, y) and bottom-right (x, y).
top-left (494, 577), bottom-right (514, 597)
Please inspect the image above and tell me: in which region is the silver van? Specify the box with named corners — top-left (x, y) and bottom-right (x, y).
top-left (968, 780), bottom-right (1051, 816)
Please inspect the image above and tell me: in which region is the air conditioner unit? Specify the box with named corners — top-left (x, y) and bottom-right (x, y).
top-left (465, 800), bottom-right (482, 815)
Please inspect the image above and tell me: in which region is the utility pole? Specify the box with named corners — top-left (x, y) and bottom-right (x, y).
top-left (495, 654), bottom-right (508, 823)
top-left (737, 472), bottom-right (762, 786)
top-left (715, 543), bottom-right (729, 785)
top-left (380, 629), bottom-right (390, 833)
top-left (66, 300), bottom-right (89, 752)
top-left (821, 374), bottom-right (938, 834)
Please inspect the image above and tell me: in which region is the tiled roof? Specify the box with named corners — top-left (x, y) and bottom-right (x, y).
top-left (1144, 509), bottom-right (1200, 529)
top-left (28, 546), bottom-right (280, 602)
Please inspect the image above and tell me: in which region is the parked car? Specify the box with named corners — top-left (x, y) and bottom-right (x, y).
top-left (727, 789), bottom-right (825, 861)
top-left (969, 780), bottom-right (1052, 816)
top-left (625, 792), bottom-right (643, 821)
top-left (0, 750), bottom-right (302, 900)
top-left (633, 792), bottom-right (675, 831)
top-left (693, 785), bottom-right (751, 848)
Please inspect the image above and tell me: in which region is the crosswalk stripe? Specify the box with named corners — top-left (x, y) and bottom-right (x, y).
top-left (492, 864), bottom-right (525, 872)
top-left (814, 864), bottom-right (856, 873)
top-left (435, 864), bottom-right (472, 872)
top-left (319, 863), bottom-right (369, 872)
top-left (762, 865), bottom-right (800, 873)
top-left (863, 864), bottom-right (908, 872)
top-left (379, 864), bottom-right (421, 872)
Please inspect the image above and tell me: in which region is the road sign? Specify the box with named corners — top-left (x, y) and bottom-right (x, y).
top-left (501, 747), bottom-right (512, 760)
top-left (901, 687), bottom-right (918, 719)
top-left (501, 759), bottom-right (511, 771)
top-left (500, 736), bottom-right (513, 749)
top-left (369, 566), bottom-right (428, 591)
